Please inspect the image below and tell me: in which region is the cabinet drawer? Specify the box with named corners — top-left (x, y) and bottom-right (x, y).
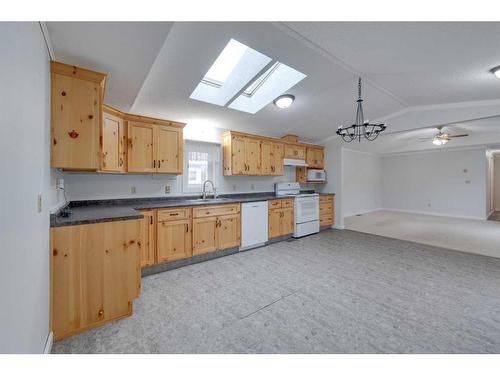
top-left (320, 215), bottom-right (333, 226)
top-left (157, 207), bottom-right (191, 222)
top-left (193, 204), bottom-right (240, 218)
top-left (319, 204), bottom-right (333, 215)
top-left (320, 195), bottom-right (334, 203)
top-left (281, 199), bottom-right (293, 208)
top-left (268, 199), bottom-right (282, 209)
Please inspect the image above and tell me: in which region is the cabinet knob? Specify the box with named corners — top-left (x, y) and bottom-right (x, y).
top-left (98, 309), bottom-right (104, 316)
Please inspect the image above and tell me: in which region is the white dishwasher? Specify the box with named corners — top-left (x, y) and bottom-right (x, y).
top-left (240, 201), bottom-right (268, 251)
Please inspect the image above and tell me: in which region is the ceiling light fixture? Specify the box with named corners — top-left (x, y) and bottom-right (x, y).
top-left (492, 66), bottom-right (500, 79)
top-left (336, 77), bottom-right (387, 142)
top-left (274, 94), bottom-right (295, 109)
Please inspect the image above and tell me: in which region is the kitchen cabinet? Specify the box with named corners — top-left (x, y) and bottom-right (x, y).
top-left (50, 61), bottom-right (106, 170)
top-left (192, 204), bottom-right (241, 255)
top-left (50, 219), bottom-right (141, 341)
top-left (306, 147), bottom-right (324, 169)
top-left (319, 195), bottom-right (334, 227)
top-left (261, 141), bottom-right (284, 176)
top-left (157, 208), bottom-right (192, 262)
top-left (140, 210), bottom-right (156, 267)
top-left (284, 144), bottom-right (306, 160)
top-left (101, 105), bottom-right (126, 172)
top-left (222, 132), bottom-right (261, 175)
top-left (127, 116), bottom-right (183, 174)
top-left (268, 199), bottom-right (294, 239)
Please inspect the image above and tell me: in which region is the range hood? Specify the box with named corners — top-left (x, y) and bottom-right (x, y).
top-left (283, 158), bottom-right (308, 167)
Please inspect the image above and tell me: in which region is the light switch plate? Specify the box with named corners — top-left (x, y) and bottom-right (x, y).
top-left (131, 186), bottom-right (137, 194)
top-left (165, 185), bottom-right (171, 194)
top-left (37, 193), bottom-right (42, 213)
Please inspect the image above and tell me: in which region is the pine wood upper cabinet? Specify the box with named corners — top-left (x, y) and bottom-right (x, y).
top-left (101, 105), bottom-right (126, 172)
top-left (222, 132), bottom-right (261, 176)
top-left (261, 141), bottom-right (284, 176)
top-left (51, 61), bottom-right (106, 170)
top-left (140, 210), bottom-right (156, 267)
top-left (306, 147), bottom-right (324, 169)
top-left (50, 219), bottom-right (141, 341)
top-left (156, 126), bottom-right (182, 174)
top-left (284, 144), bottom-right (306, 160)
top-left (127, 118), bottom-right (183, 174)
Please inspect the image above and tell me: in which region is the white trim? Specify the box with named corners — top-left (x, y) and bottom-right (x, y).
top-left (342, 148), bottom-right (381, 157)
top-left (43, 331), bottom-right (53, 354)
top-left (343, 208), bottom-right (383, 218)
top-left (382, 208), bottom-right (487, 221)
top-left (332, 224), bottom-right (344, 230)
top-left (38, 22), bottom-right (55, 60)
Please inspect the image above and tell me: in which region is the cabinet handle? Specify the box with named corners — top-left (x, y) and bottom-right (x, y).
top-left (119, 158), bottom-right (123, 167)
top-left (150, 216), bottom-right (153, 225)
top-left (153, 160), bottom-right (156, 168)
top-left (185, 223), bottom-right (189, 233)
top-left (169, 213), bottom-right (179, 216)
top-left (158, 160), bottom-right (161, 169)
top-left (98, 309), bottom-right (104, 317)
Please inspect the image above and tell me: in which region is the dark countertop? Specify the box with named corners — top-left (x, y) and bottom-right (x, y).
top-left (50, 191), bottom-right (335, 228)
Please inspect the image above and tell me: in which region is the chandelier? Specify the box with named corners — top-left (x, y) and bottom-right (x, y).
top-left (336, 77), bottom-right (387, 142)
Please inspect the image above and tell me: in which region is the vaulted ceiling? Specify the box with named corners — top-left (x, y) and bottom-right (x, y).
top-left (46, 21), bottom-right (500, 153)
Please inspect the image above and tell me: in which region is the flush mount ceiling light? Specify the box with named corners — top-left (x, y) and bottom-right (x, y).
top-left (273, 94), bottom-right (295, 109)
top-left (336, 77), bottom-right (387, 142)
top-left (492, 66), bottom-right (500, 79)
top-left (190, 39), bottom-right (306, 114)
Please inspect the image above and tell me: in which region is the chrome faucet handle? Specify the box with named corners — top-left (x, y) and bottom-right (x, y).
top-left (213, 187), bottom-right (218, 199)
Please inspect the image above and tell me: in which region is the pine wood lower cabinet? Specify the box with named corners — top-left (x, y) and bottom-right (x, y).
top-left (50, 219), bottom-right (141, 341)
top-left (140, 210), bottom-right (156, 267)
top-left (192, 204), bottom-right (241, 256)
top-left (157, 219), bottom-right (192, 262)
top-left (319, 195), bottom-right (335, 227)
top-left (268, 199), bottom-right (294, 239)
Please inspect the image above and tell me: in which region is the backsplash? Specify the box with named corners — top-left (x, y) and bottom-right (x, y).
top-left (59, 166), bottom-right (307, 201)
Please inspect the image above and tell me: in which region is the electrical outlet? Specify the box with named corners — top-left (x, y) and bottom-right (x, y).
top-left (131, 186), bottom-right (136, 194)
top-left (232, 184), bottom-right (236, 191)
top-left (37, 193), bottom-right (42, 213)
top-left (165, 185), bottom-right (171, 194)
top-left (465, 180), bottom-right (471, 184)
top-left (57, 178), bottom-right (64, 189)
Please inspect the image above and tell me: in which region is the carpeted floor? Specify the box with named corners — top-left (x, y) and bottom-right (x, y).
top-left (345, 210), bottom-right (500, 258)
top-left (52, 229), bottom-right (500, 354)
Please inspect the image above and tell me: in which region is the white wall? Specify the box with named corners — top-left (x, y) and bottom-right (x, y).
top-left (319, 138), bottom-right (343, 228)
top-left (381, 147), bottom-right (488, 219)
top-left (494, 155), bottom-right (500, 211)
top-left (0, 23), bottom-right (60, 353)
top-left (342, 149), bottom-right (382, 217)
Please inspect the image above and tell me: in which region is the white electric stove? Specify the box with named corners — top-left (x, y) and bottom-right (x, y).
top-left (275, 182), bottom-right (320, 238)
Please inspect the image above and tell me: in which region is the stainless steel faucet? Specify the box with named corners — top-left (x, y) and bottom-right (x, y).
top-left (202, 180), bottom-right (218, 199)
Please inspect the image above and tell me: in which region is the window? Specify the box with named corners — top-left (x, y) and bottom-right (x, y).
top-left (183, 141), bottom-right (221, 194)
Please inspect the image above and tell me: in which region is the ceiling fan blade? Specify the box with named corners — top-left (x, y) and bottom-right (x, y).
top-left (447, 134), bottom-right (469, 138)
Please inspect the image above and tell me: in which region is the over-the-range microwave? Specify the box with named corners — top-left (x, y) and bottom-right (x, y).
top-left (307, 169), bottom-right (326, 182)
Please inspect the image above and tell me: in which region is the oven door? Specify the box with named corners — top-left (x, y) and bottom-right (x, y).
top-left (294, 196), bottom-right (319, 224)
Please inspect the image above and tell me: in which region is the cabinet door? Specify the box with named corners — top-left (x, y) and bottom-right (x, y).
top-left (155, 126), bottom-right (182, 174)
top-left (231, 136), bottom-right (246, 175)
top-left (157, 219), bottom-right (192, 262)
top-left (103, 220), bottom-right (141, 319)
top-left (51, 73), bottom-right (101, 170)
top-left (307, 148), bottom-right (324, 169)
top-left (271, 142), bottom-right (284, 175)
top-left (268, 209), bottom-right (282, 239)
top-left (192, 217), bottom-right (218, 255)
top-left (127, 121), bottom-right (155, 173)
top-left (281, 208), bottom-right (294, 236)
top-left (245, 138), bottom-right (261, 175)
top-left (102, 110), bottom-right (125, 172)
top-left (216, 214), bottom-right (240, 250)
top-left (140, 211), bottom-right (156, 267)
top-left (261, 141), bottom-right (272, 175)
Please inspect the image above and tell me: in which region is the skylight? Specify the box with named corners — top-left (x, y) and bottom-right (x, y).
top-left (190, 39), bottom-right (272, 107)
top-left (202, 39), bottom-right (248, 86)
top-left (189, 39), bottom-right (307, 113)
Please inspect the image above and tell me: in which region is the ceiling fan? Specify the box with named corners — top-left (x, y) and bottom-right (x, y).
top-left (418, 126), bottom-right (469, 146)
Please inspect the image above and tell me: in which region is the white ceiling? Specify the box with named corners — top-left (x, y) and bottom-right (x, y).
top-left (46, 21), bottom-right (500, 152)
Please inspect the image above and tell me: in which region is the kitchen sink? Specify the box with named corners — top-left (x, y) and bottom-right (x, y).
top-left (187, 198), bottom-right (233, 203)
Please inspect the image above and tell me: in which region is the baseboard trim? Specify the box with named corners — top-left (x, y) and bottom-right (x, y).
top-left (43, 331), bottom-right (53, 354)
top-left (332, 224), bottom-right (344, 230)
top-left (382, 208), bottom-right (487, 221)
top-left (343, 208), bottom-right (383, 218)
